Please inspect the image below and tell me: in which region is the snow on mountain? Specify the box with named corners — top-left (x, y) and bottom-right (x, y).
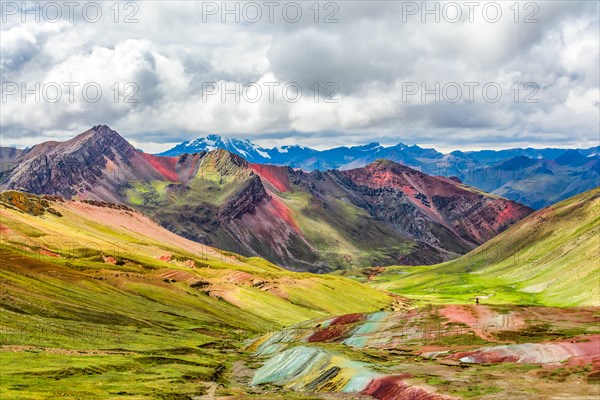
top-left (158, 134), bottom-right (276, 163)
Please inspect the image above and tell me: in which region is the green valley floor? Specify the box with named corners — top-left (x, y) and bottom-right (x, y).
top-left (0, 189), bottom-right (599, 399)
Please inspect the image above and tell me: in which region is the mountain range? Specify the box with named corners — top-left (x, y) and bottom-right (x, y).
top-left (1, 126), bottom-right (598, 399)
top-left (367, 186), bottom-right (600, 307)
top-left (0, 125), bottom-right (532, 272)
top-left (158, 135), bottom-right (600, 209)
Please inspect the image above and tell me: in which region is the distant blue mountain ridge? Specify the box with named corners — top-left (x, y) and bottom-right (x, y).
top-left (157, 135), bottom-right (599, 209)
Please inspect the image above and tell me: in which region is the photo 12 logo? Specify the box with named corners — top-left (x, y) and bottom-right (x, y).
top-left (401, 81), bottom-right (539, 104)
top-left (400, 1), bottom-right (539, 23)
top-left (1, 1), bottom-right (139, 23)
top-left (201, 81), bottom-right (339, 103)
top-left (200, 1), bottom-right (339, 23)
top-left (1, 81), bottom-right (139, 104)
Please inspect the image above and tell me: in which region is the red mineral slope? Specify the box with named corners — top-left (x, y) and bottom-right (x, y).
top-left (140, 153), bottom-right (179, 182)
top-left (308, 313), bottom-right (366, 343)
top-left (267, 194), bottom-right (301, 234)
top-left (363, 375), bottom-right (455, 400)
top-left (139, 152), bottom-right (202, 184)
top-left (341, 160), bottom-right (533, 248)
top-left (224, 192), bottom-right (315, 269)
top-left (453, 335), bottom-right (600, 366)
top-left (250, 163), bottom-right (292, 192)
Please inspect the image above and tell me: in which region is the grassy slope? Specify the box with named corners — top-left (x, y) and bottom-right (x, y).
top-left (0, 191), bottom-right (391, 399)
top-left (278, 190), bottom-right (413, 269)
top-left (367, 187), bottom-right (600, 307)
top-left (124, 149), bottom-right (252, 206)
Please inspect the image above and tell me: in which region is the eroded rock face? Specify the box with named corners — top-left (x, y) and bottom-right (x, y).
top-left (364, 376), bottom-right (453, 400)
top-left (338, 161), bottom-right (532, 256)
top-left (219, 176), bottom-right (268, 222)
top-left (3, 125), bottom-right (135, 199)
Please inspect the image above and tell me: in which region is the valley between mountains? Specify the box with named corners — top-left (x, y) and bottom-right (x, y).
top-left (0, 126), bottom-right (598, 399)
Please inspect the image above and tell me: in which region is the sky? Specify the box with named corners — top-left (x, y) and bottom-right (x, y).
top-left (1, 0), bottom-right (599, 153)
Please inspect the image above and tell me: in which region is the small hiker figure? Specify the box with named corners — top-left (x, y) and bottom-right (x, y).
top-left (475, 297), bottom-right (480, 305)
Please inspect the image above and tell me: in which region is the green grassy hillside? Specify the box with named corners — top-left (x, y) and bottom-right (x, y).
top-left (0, 191), bottom-right (391, 399)
top-left (367, 187), bottom-right (600, 306)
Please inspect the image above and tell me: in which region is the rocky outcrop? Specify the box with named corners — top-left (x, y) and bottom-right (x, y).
top-left (0, 190), bottom-right (62, 216)
top-left (219, 176), bottom-right (268, 221)
top-left (251, 345), bottom-right (455, 400)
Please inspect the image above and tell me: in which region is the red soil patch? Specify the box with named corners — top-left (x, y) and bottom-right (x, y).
top-left (439, 305), bottom-right (479, 325)
top-left (565, 337), bottom-right (600, 367)
top-left (345, 167), bottom-right (404, 190)
top-left (439, 305), bottom-right (526, 342)
top-left (0, 224), bottom-right (10, 235)
top-left (363, 266), bottom-right (386, 281)
top-left (140, 153), bottom-right (179, 182)
top-left (493, 201), bottom-right (524, 225)
top-left (363, 375), bottom-right (453, 400)
top-left (161, 269), bottom-right (198, 283)
top-left (39, 249), bottom-right (60, 258)
top-left (420, 346), bottom-right (453, 353)
top-left (308, 313), bottom-right (366, 343)
top-left (225, 271), bottom-right (256, 285)
top-left (250, 164), bottom-right (291, 192)
top-left (452, 335), bottom-right (600, 366)
top-left (307, 324), bottom-right (354, 343)
top-left (267, 194), bottom-right (301, 234)
top-left (103, 255), bottom-right (117, 264)
top-left (331, 313), bottom-right (366, 326)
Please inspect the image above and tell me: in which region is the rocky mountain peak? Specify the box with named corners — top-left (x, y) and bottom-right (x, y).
top-left (91, 124), bottom-right (113, 133)
top-left (205, 148), bottom-right (249, 169)
top-left (363, 159), bottom-right (419, 176)
top-left (86, 125), bottom-right (134, 150)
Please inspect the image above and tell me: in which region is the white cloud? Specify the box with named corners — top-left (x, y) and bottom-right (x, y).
top-left (1, 1), bottom-right (598, 152)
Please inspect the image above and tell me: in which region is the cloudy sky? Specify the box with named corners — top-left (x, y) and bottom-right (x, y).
top-left (1, 0), bottom-right (598, 153)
